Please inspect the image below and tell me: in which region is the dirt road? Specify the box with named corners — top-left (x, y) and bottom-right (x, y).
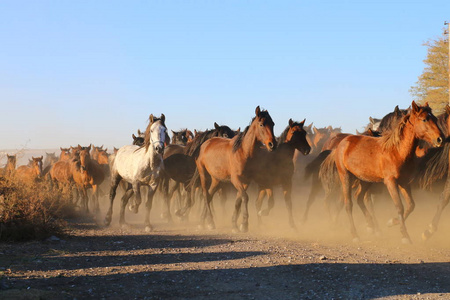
top-left (1, 188), bottom-right (450, 299)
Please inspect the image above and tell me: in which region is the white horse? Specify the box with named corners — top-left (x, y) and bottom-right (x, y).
top-left (104, 114), bottom-right (167, 232)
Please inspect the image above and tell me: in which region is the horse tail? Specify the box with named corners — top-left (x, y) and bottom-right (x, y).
top-left (304, 150), bottom-right (332, 180)
top-left (416, 143), bottom-right (450, 190)
top-left (319, 149), bottom-right (339, 194)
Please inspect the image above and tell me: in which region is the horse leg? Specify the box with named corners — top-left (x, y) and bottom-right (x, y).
top-left (355, 182), bottom-right (376, 234)
top-left (231, 178), bottom-right (250, 233)
top-left (302, 175), bottom-right (322, 223)
top-left (119, 188), bottom-right (134, 227)
top-left (203, 179), bottom-right (220, 230)
top-left (219, 187), bottom-right (227, 215)
top-left (364, 192), bottom-right (380, 235)
top-left (384, 178), bottom-right (411, 244)
top-left (129, 182), bottom-right (141, 214)
top-left (255, 188), bottom-right (266, 227)
top-left (423, 177), bottom-right (450, 240)
top-left (261, 189), bottom-right (275, 217)
top-left (282, 181), bottom-right (296, 230)
top-left (92, 184), bottom-right (100, 214)
top-left (144, 181), bottom-right (158, 232)
top-left (339, 171), bottom-right (358, 242)
top-left (104, 175), bottom-right (121, 226)
top-left (398, 183), bottom-right (415, 221)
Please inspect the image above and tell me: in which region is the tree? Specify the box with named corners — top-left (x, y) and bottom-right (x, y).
top-left (410, 28), bottom-right (449, 114)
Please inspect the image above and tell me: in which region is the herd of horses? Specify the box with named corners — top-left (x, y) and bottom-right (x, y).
top-left (3, 102), bottom-right (450, 244)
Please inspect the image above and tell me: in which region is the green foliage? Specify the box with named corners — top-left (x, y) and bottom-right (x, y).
top-left (410, 28), bottom-right (449, 114)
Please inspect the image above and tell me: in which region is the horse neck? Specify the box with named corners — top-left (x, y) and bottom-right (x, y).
top-left (279, 140), bottom-right (296, 158)
top-left (390, 120), bottom-right (418, 162)
top-left (239, 123), bottom-right (260, 158)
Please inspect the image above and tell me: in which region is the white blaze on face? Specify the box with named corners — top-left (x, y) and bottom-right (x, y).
top-left (150, 121), bottom-right (166, 151)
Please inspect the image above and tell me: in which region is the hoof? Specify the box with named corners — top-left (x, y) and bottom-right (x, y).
top-left (129, 205), bottom-right (139, 214)
top-left (120, 223), bottom-right (131, 229)
top-left (374, 230), bottom-right (382, 237)
top-left (422, 230), bottom-right (432, 241)
top-left (401, 237), bottom-right (412, 245)
top-left (145, 225), bottom-right (153, 233)
top-left (174, 209), bottom-right (182, 217)
top-left (387, 218), bottom-right (399, 227)
top-left (160, 212), bottom-right (169, 220)
top-left (352, 237), bottom-right (360, 243)
top-left (104, 218), bottom-right (111, 226)
top-left (197, 224), bottom-right (205, 230)
top-left (206, 223), bottom-right (215, 231)
top-left (239, 223), bottom-right (248, 233)
top-left (232, 227), bottom-right (240, 234)
top-left (366, 226), bottom-right (374, 234)
top-left (259, 209), bottom-right (270, 217)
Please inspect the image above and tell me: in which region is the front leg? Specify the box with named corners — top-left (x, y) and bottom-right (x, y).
top-left (129, 182), bottom-right (141, 214)
top-left (144, 180), bottom-right (158, 232)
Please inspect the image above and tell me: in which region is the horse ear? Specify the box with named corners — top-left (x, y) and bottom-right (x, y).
top-left (160, 114), bottom-right (165, 123)
top-left (149, 114), bottom-right (154, 123)
top-left (424, 102), bottom-right (429, 107)
top-left (411, 101), bottom-right (419, 113)
top-left (236, 127), bottom-right (241, 133)
top-left (214, 122), bottom-right (220, 130)
top-left (138, 129), bottom-right (142, 135)
top-left (288, 119), bottom-right (293, 127)
top-left (394, 105), bottom-right (400, 114)
top-left (313, 126), bottom-right (319, 134)
top-left (40, 156), bottom-right (43, 160)
top-left (369, 116), bottom-right (374, 123)
top-left (132, 134), bottom-right (137, 140)
top-left (171, 130), bottom-right (175, 134)
top-left (255, 106), bottom-right (261, 116)
top-left (87, 145), bottom-right (91, 151)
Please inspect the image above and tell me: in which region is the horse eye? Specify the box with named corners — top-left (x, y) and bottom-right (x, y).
top-left (259, 123), bottom-right (263, 127)
top-left (223, 134), bottom-right (228, 138)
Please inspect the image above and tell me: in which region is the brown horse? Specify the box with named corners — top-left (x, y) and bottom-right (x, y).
top-left (59, 147), bottom-right (71, 161)
top-left (15, 156), bottom-right (43, 184)
top-left (253, 119), bottom-right (311, 229)
top-left (415, 105), bottom-right (450, 240)
top-left (325, 101), bottom-right (443, 243)
top-left (3, 154), bottom-right (16, 177)
top-left (195, 106), bottom-right (277, 232)
top-left (77, 146), bottom-right (106, 213)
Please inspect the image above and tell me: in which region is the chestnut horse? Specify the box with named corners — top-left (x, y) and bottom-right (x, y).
top-left (3, 154), bottom-right (16, 177)
top-left (15, 156), bottom-right (43, 184)
top-left (324, 101), bottom-right (443, 243)
top-left (105, 114), bottom-right (167, 231)
top-left (254, 119), bottom-right (311, 229)
top-left (195, 106), bottom-right (277, 232)
top-left (77, 146), bottom-right (106, 213)
top-left (59, 147), bottom-right (71, 161)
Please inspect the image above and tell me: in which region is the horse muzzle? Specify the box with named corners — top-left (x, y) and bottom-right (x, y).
top-left (154, 143), bottom-right (165, 154)
top-left (435, 136), bottom-right (444, 147)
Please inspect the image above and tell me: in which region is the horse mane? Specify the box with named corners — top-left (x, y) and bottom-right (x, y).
top-left (144, 116), bottom-right (166, 152)
top-left (437, 112), bottom-right (449, 136)
top-left (232, 109), bottom-right (272, 153)
top-left (277, 125), bottom-right (291, 145)
top-left (416, 143), bottom-right (450, 190)
top-left (232, 125), bottom-right (250, 152)
top-left (379, 113), bottom-right (408, 151)
top-left (184, 129), bottom-right (218, 158)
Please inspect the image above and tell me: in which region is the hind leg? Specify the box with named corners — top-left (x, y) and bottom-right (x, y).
top-left (104, 175), bottom-right (121, 226)
top-left (423, 177), bottom-right (450, 240)
top-left (303, 175), bottom-right (322, 223)
top-left (282, 181), bottom-right (296, 230)
top-left (385, 178), bottom-right (411, 244)
top-left (255, 188), bottom-right (266, 226)
top-left (119, 187), bottom-right (134, 227)
top-left (355, 182), bottom-right (377, 234)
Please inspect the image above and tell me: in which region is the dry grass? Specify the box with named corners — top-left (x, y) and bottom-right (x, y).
top-left (0, 176), bottom-right (74, 241)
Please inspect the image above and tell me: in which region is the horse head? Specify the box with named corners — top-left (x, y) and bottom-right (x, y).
top-left (31, 156), bottom-right (43, 178)
top-left (79, 146), bottom-right (92, 172)
top-left (213, 122), bottom-right (236, 139)
top-left (410, 101), bottom-right (443, 148)
top-left (286, 119), bottom-right (311, 155)
top-left (146, 114), bottom-right (167, 154)
top-left (254, 106), bottom-right (277, 151)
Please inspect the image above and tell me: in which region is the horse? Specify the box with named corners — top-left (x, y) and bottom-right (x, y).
top-left (15, 156), bottom-right (43, 184)
top-left (43, 152), bottom-right (59, 177)
top-left (77, 146), bottom-right (107, 213)
top-left (253, 119), bottom-right (311, 229)
top-left (195, 106), bottom-right (277, 232)
top-left (3, 154), bottom-right (16, 177)
top-left (171, 129), bottom-right (194, 145)
top-left (90, 145), bottom-right (104, 161)
top-left (105, 114), bottom-right (167, 231)
top-left (59, 147), bottom-right (71, 161)
top-left (161, 123), bottom-right (237, 221)
top-left (414, 105), bottom-right (450, 240)
top-left (322, 101), bottom-right (443, 243)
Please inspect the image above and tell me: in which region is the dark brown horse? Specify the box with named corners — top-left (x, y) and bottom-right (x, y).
top-left (254, 119), bottom-right (311, 229)
top-left (195, 106), bottom-right (277, 232)
top-left (171, 129), bottom-right (194, 145)
top-left (323, 101), bottom-right (443, 243)
top-left (415, 105), bottom-right (450, 240)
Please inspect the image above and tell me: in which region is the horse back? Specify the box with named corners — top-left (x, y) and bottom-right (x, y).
top-left (197, 137), bottom-right (234, 180)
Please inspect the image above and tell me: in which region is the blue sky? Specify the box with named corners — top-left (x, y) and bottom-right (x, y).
top-left (0, 0), bottom-right (449, 150)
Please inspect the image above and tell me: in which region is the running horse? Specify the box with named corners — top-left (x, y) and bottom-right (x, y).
top-left (15, 156), bottom-right (43, 184)
top-left (195, 106), bottom-right (277, 232)
top-left (254, 119), bottom-right (311, 229)
top-left (105, 114), bottom-right (167, 231)
top-left (324, 101), bottom-right (443, 243)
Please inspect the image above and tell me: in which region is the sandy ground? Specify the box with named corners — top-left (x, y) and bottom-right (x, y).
top-left (1, 179), bottom-right (450, 299)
